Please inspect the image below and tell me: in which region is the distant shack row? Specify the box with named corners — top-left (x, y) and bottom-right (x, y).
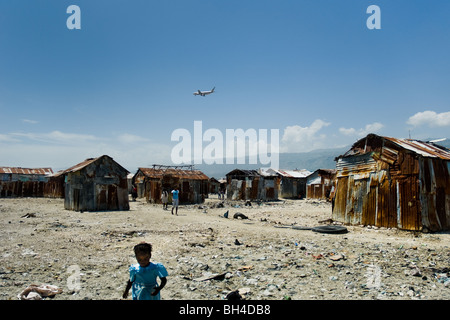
top-left (1, 134), bottom-right (449, 232)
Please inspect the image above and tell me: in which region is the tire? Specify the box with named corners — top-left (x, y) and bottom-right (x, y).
top-left (311, 225), bottom-right (348, 234)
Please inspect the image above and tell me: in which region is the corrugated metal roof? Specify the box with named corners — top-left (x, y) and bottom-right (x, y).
top-left (0, 167), bottom-right (53, 175)
top-left (339, 134), bottom-right (450, 160)
top-left (261, 168), bottom-right (311, 178)
top-left (138, 167), bottom-right (209, 180)
top-left (61, 155), bottom-right (129, 174)
top-left (62, 157), bottom-right (100, 173)
top-left (226, 169), bottom-right (260, 177)
top-left (385, 137), bottom-right (450, 160)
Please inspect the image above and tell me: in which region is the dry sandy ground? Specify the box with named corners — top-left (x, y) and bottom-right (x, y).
top-left (0, 196), bottom-right (449, 300)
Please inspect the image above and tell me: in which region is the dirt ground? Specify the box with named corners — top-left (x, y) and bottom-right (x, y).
top-left (0, 196), bottom-right (449, 300)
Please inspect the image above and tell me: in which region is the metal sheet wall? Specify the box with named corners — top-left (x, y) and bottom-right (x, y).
top-left (333, 140), bottom-right (450, 231)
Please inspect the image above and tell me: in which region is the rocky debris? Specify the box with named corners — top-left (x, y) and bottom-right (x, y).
top-left (0, 197), bottom-right (449, 300)
top-left (17, 284), bottom-right (62, 300)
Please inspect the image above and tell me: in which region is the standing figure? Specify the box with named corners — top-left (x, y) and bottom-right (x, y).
top-left (161, 190), bottom-right (169, 210)
top-left (171, 188), bottom-right (179, 215)
top-left (123, 242), bottom-right (168, 300)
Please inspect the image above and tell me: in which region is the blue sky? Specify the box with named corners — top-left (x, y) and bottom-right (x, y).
top-left (1, 0), bottom-right (449, 173)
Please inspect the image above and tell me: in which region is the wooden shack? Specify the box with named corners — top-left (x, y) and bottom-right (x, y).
top-left (0, 167), bottom-right (53, 197)
top-left (63, 155), bottom-right (130, 211)
top-left (209, 177), bottom-right (220, 194)
top-left (306, 169), bottom-right (336, 200)
top-left (333, 134), bottom-right (450, 231)
top-left (132, 165), bottom-right (209, 204)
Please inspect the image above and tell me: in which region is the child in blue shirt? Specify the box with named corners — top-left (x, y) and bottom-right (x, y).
top-left (171, 188), bottom-right (179, 215)
top-left (123, 242), bottom-right (168, 300)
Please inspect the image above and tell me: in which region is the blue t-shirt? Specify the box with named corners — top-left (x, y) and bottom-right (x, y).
top-left (171, 190), bottom-right (179, 200)
top-left (129, 262), bottom-right (168, 300)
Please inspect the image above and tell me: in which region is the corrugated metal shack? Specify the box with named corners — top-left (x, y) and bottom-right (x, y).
top-left (226, 169), bottom-right (280, 201)
top-left (333, 134), bottom-right (450, 231)
top-left (306, 169), bottom-right (336, 200)
top-left (0, 167), bottom-right (53, 197)
top-left (132, 165), bottom-right (209, 204)
top-left (261, 168), bottom-right (311, 199)
top-left (209, 177), bottom-right (220, 194)
top-left (63, 155), bottom-right (130, 211)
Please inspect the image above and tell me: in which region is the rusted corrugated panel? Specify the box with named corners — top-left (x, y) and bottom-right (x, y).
top-left (274, 169), bottom-right (311, 178)
top-left (43, 175), bottom-right (65, 198)
top-left (336, 153), bottom-right (377, 178)
top-left (139, 167), bottom-right (209, 180)
top-left (0, 167), bottom-right (53, 175)
top-left (136, 167), bottom-right (208, 204)
top-left (386, 137), bottom-right (450, 160)
top-left (62, 155), bottom-right (129, 175)
top-left (418, 157), bottom-right (450, 231)
top-left (334, 134), bottom-right (450, 231)
top-left (226, 169), bottom-right (259, 179)
top-left (339, 134), bottom-right (450, 160)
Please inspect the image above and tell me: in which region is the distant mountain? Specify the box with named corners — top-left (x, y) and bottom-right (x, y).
top-left (197, 146), bottom-right (348, 179)
top-left (198, 137), bottom-right (450, 179)
top-left (279, 146), bottom-right (348, 172)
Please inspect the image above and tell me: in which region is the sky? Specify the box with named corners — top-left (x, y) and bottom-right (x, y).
top-left (1, 0), bottom-right (449, 174)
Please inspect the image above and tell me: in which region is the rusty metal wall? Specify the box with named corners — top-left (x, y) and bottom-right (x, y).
top-left (43, 176), bottom-right (65, 198)
top-left (333, 135), bottom-right (450, 231)
top-left (226, 175), bottom-right (280, 201)
top-left (0, 181), bottom-right (46, 197)
top-left (0, 168), bottom-right (55, 198)
top-left (307, 184), bottom-right (332, 200)
top-left (134, 168), bottom-right (209, 204)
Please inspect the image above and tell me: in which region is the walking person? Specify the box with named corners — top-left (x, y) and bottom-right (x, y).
top-left (131, 185), bottom-right (138, 201)
top-left (161, 190), bottom-right (169, 210)
top-left (171, 187), bottom-right (179, 215)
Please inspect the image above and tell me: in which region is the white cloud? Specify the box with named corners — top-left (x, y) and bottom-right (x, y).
top-left (280, 119), bottom-right (331, 153)
top-left (117, 133), bottom-right (150, 144)
top-left (407, 110), bottom-right (450, 127)
top-left (0, 134), bottom-right (20, 142)
top-left (338, 127), bottom-right (356, 136)
top-left (9, 131), bottom-right (99, 145)
top-left (339, 122), bottom-right (384, 137)
top-left (0, 130), bottom-right (171, 171)
top-left (22, 119), bottom-right (38, 124)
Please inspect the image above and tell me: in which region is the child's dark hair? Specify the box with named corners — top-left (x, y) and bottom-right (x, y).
top-left (134, 242), bottom-right (152, 256)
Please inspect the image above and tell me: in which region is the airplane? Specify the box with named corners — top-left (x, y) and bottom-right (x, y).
top-left (193, 87), bottom-right (215, 96)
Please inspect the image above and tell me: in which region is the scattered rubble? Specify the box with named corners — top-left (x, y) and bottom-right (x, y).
top-left (0, 197), bottom-right (449, 300)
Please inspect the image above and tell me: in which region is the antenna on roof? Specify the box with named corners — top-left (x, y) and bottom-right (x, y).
top-left (151, 164), bottom-right (195, 171)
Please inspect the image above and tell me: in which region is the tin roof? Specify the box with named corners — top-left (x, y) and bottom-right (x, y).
top-left (260, 168), bottom-right (312, 178)
top-left (339, 134), bottom-right (450, 160)
top-left (61, 155), bottom-right (129, 174)
top-left (385, 136), bottom-right (450, 160)
top-left (62, 157), bottom-right (101, 173)
top-left (226, 169), bottom-right (260, 177)
top-left (0, 167), bottom-right (53, 175)
top-left (138, 167), bottom-right (209, 180)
